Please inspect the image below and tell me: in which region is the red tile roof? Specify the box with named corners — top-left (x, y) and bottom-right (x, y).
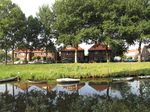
top-left (89, 43), bottom-right (112, 51)
top-left (62, 46), bottom-right (84, 51)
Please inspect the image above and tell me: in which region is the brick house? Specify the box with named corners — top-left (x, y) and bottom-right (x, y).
top-left (14, 49), bottom-right (56, 62)
top-left (61, 43), bottom-right (112, 63)
top-left (61, 45), bottom-right (84, 63)
top-left (88, 43), bottom-right (112, 62)
top-left (14, 43), bottom-right (112, 63)
top-left (125, 45), bottom-right (150, 61)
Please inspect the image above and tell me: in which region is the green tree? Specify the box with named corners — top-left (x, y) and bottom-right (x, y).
top-left (18, 16), bottom-right (41, 63)
top-left (0, 0), bottom-right (25, 65)
top-left (118, 0), bottom-right (150, 62)
top-left (53, 0), bottom-right (100, 63)
top-left (100, 0), bottom-right (127, 62)
top-left (37, 5), bottom-right (56, 60)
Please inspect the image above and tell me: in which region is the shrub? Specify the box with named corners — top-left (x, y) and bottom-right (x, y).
top-left (14, 57), bottom-right (20, 61)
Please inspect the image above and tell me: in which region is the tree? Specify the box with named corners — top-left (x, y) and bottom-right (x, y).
top-left (0, 0), bottom-right (25, 65)
top-left (52, 0), bottom-right (100, 63)
top-left (118, 0), bottom-right (150, 62)
top-left (100, 0), bottom-right (127, 62)
top-left (37, 5), bottom-right (56, 60)
top-left (18, 16), bottom-right (41, 63)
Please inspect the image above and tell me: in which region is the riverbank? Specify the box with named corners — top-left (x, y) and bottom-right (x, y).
top-left (0, 62), bottom-right (150, 79)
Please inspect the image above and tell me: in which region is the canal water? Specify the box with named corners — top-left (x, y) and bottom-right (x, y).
top-left (0, 78), bottom-right (149, 98)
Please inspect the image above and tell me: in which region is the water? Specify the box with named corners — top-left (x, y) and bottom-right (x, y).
top-left (0, 79), bottom-right (149, 98)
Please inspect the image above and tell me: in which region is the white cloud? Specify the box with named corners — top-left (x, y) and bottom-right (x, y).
top-left (11, 0), bottom-right (55, 17)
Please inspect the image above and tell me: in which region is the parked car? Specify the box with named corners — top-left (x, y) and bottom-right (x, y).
top-left (28, 61), bottom-right (36, 64)
top-left (14, 61), bottom-right (20, 64)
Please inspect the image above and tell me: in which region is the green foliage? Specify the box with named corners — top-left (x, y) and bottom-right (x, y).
top-left (14, 57), bottom-right (20, 61)
top-left (127, 57), bottom-right (132, 59)
top-left (53, 0), bottom-right (100, 62)
top-left (121, 54), bottom-right (127, 59)
top-left (31, 56), bottom-right (41, 60)
top-left (31, 56), bottom-right (37, 60)
top-left (0, 0), bottom-right (26, 65)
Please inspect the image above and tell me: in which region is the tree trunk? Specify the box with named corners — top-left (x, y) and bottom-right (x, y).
top-left (46, 46), bottom-right (48, 59)
top-left (12, 49), bottom-right (14, 64)
top-left (74, 48), bottom-right (78, 63)
top-left (106, 45), bottom-right (110, 62)
top-left (25, 49), bottom-right (28, 64)
top-left (4, 47), bottom-right (7, 65)
top-left (138, 41), bottom-right (142, 62)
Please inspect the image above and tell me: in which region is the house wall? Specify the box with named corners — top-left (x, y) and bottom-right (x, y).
top-left (125, 46), bottom-right (150, 61)
top-left (88, 50), bottom-right (111, 62)
top-left (14, 50), bottom-right (55, 61)
top-left (61, 51), bottom-right (84, 62)
top-left (141, 46), bottom-right (150, 61)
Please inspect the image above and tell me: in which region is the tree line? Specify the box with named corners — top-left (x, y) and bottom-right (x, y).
top-left (0, 0), bottom-right (150, 64)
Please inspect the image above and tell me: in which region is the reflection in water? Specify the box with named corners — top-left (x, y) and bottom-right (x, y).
top-left (0, 79), bottom-right (150, 98)
top-left (0, 79), bottom-right (150, 112)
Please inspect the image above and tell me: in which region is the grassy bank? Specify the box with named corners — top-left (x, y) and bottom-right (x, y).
top-left (0, 62), bottom-right (150, 79)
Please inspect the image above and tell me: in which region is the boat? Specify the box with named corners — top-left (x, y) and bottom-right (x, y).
top-left (0, 77), bottom-right (20, 83)
top-left (138, 75), bottom-right (150, 79)
top-left (26, 79), bottom-right (47, 84)
top-left (56, 78), bottom-right (80, 83)
top-left (112, 77), bottom-right (134, 81)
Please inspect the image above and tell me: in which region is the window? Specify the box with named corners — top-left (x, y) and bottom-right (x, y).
top-left (95, 51), bottom-right (99, 54)
top-left (67, 52), bottom-right (73, 55)
top-left (40, 52), bottom-right (44, 55)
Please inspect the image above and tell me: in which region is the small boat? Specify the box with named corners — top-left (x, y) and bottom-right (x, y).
top-left (112, 77), bottom-right (134, 81)
top-left (56, 78), bottom-right (80, 83)
top-left (138, 75), bottom-right (150, 79)
top-left (0, 77), bottom-right (20, 83)
top-left (26, 79), bottom-right (47, 84)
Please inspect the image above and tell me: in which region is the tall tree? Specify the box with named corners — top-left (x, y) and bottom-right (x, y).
top-left (53, 0), bottom-right (100, 63)
top-left (0, 0), bottom-right (25, 65)
top-left (18, 16), bottom-right (41, 63)
top-left (37, 4), bottom-right (56, 60)
top-left (119, 0), bottom-right (150, 62)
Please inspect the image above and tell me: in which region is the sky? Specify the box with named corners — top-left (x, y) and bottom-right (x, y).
top-left (11, 0), bottom-right (55, 17)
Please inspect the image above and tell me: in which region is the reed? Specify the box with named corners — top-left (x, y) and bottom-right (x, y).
top-left (0, 62), bottom-right (150, 79)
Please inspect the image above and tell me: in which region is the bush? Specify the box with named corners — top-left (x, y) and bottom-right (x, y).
top-left (31, 56), bottom-right (41, 60)
top-left (14, 57), bottom-right (20, 61)
top-left (37, 56), bottom-right (41, 60)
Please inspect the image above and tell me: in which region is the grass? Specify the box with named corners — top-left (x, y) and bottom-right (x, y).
top-left (0, 62), bottom-right (150, 80)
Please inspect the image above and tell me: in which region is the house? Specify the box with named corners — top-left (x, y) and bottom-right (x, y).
top-left (14, 43), bottom-right (112, 63)
top-left (14, 49), bottom-right (56, 62)
top-left (88, 43), bottom-right (112, 62)
top-left (125, 45), bottom-right (150, 61)
top-left (61, 45), bottom-right (84, 63)
top-left (61, 43), bottom-right (112, 63)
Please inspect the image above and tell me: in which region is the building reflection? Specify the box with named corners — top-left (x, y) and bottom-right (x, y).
top-left (13, 82), bottom-right (108, 96)
top-left (1, 79), bottom-right (150, 98)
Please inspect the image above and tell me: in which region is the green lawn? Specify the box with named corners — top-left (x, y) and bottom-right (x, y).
top-left (0, 62), bottom-right (150, 79)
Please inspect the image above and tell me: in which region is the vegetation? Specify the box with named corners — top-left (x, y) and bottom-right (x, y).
top-left (0, 63), bottom-right (149, 79)
top-left (0, 0), bottom-right (150, 65)
top-left (0, 0), bottom-right (25, 65)
top-left (0, 87), bottom-right (150, 112)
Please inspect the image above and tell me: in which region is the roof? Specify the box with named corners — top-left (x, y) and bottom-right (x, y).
top-left (89, 43), bottom-right (112, 51)
top-left (62, 46), bottom-right (84, 51)
top-left (14, 49), bottom-right (47, 53)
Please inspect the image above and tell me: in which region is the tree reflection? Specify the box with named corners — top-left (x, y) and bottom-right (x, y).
top-left (0, 89), bottom-right (150, 112)
top-left (110, 81), bottom-right (131, 98)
